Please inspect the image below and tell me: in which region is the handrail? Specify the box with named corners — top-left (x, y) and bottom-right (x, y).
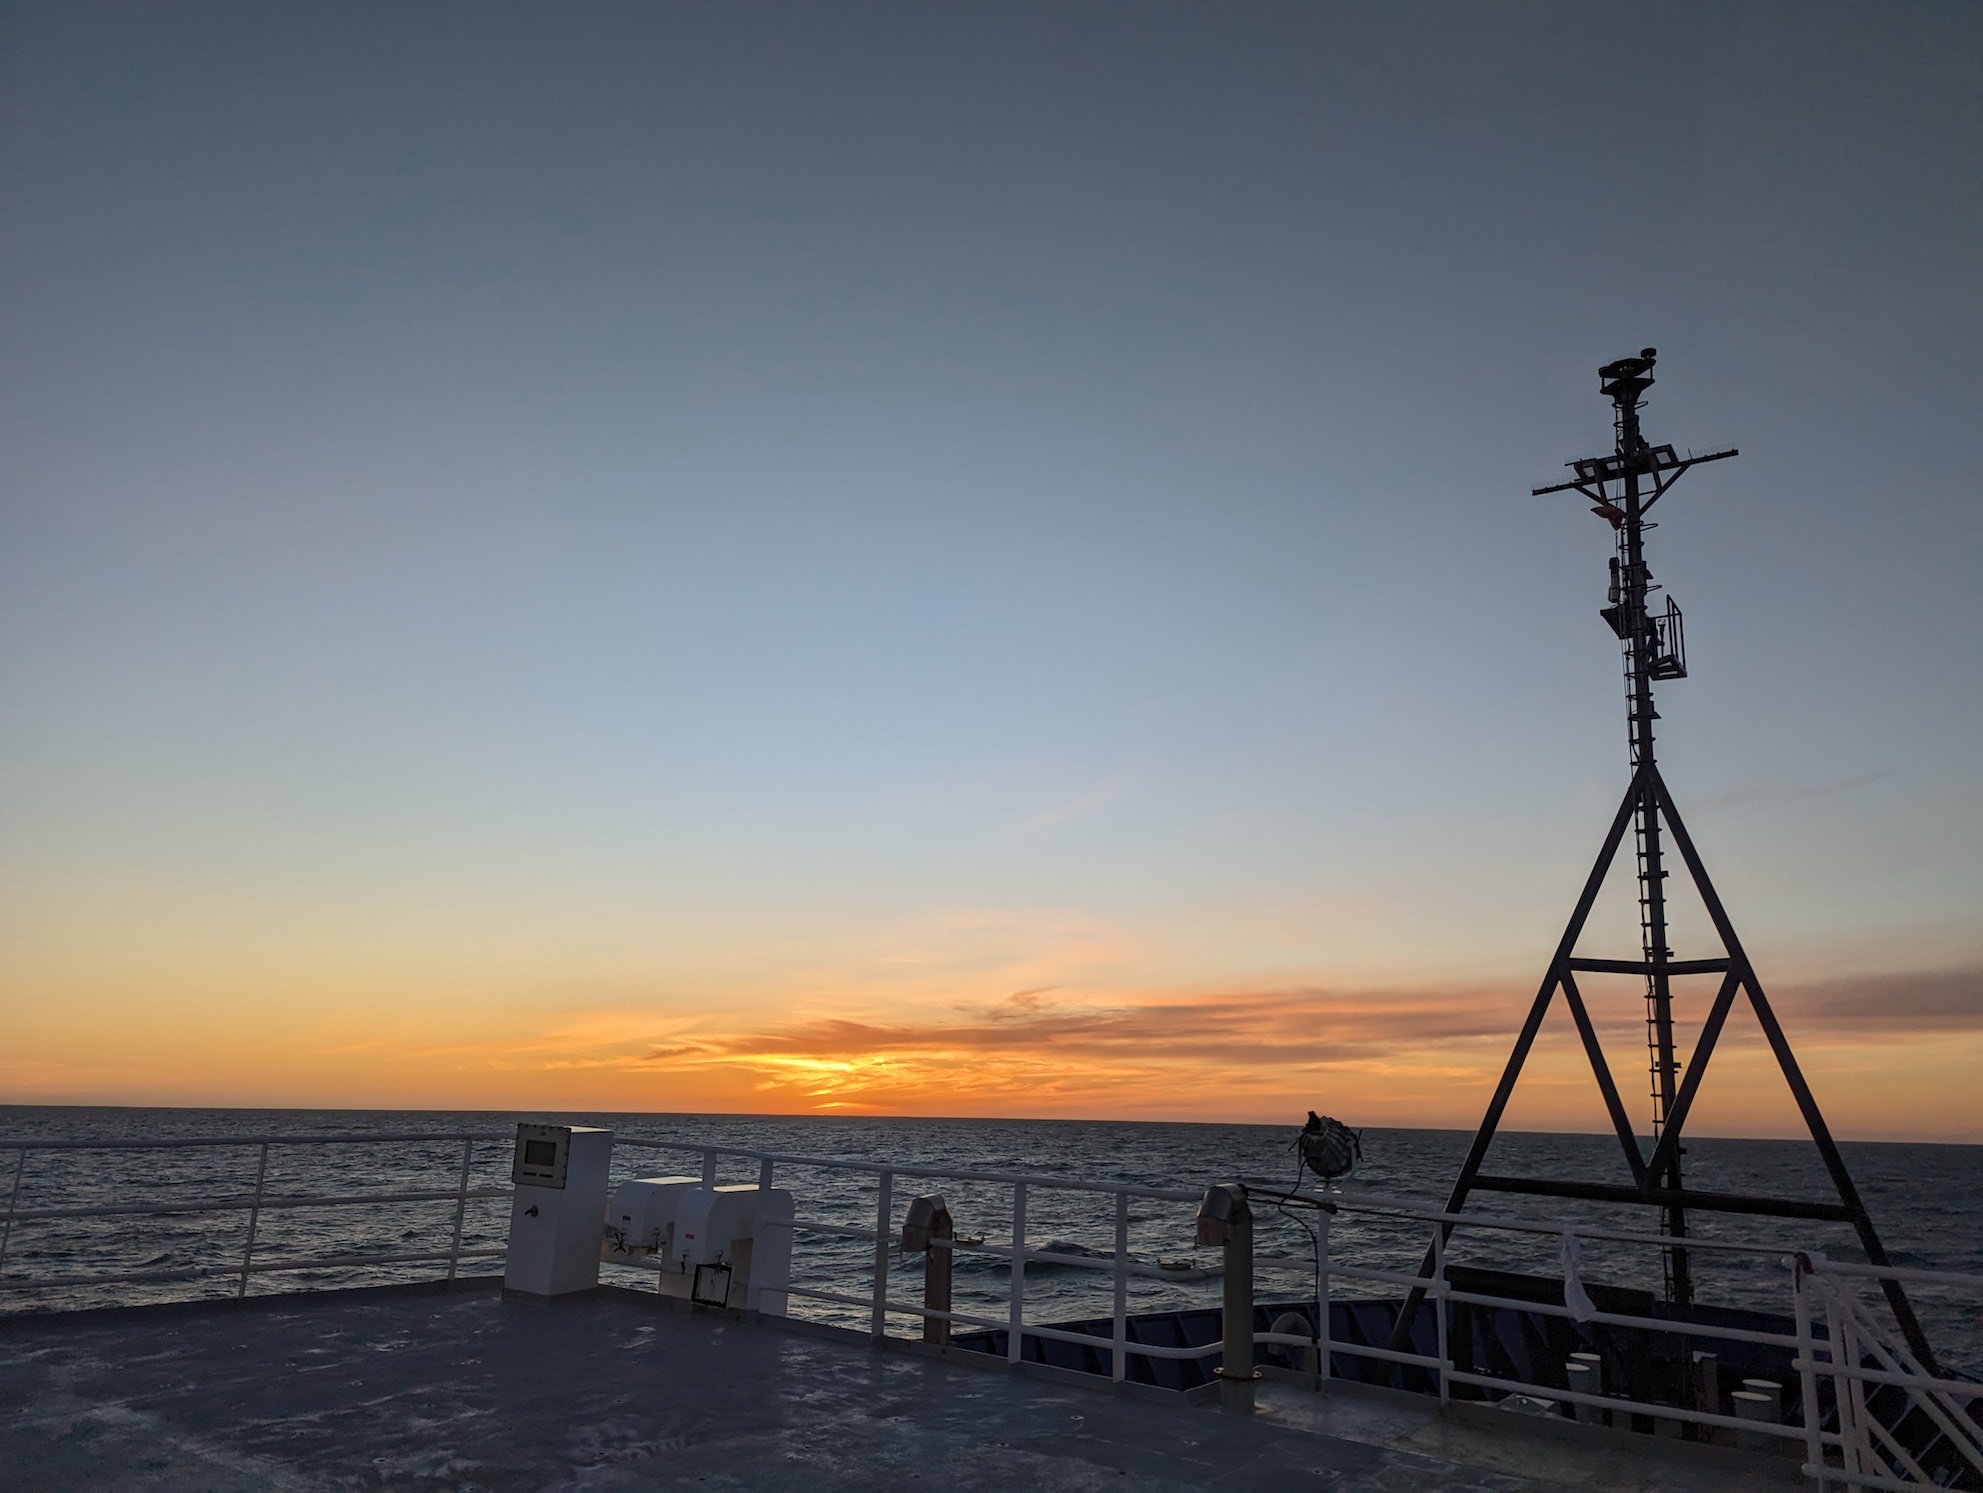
top-left (588, 1134), bottom-right (1983, 1297)
top-left (0, 1248), bottom-right (507, 1292)
top-left (1817, 1276), bottom-right (1983, 1485)
top-left (1299, 1186), bottom-right (1833, 1259)
top-left (0, 1132), bottom-right (515, 1151)
top-left (1805, 1258), bottom-right (1983, 1289)
top-left (708, 1141), bottom-right (1980, 1490)
top-left (0, 1129), bottom-right (511, 1304)
top-left (7, 1187), bottom-right (514, 1224)
top-left (610, 1136), bottom-right (1204, 1201)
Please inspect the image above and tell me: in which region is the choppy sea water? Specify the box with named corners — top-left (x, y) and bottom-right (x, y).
top-left (3, 1107), bottom-right (1978, 1370)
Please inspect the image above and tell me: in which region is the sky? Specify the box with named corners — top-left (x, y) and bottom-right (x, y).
top-left (2, 2), bottom-right (1979, 1138)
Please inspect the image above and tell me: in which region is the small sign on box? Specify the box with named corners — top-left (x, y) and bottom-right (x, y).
top-left (692, 1262), bottom-right (733, 1307)
top-left (511, 1124), bottom-right (570, 1189)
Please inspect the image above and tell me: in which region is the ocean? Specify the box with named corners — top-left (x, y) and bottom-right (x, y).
top-left (4, 1107), bottom-right (1978, 1371)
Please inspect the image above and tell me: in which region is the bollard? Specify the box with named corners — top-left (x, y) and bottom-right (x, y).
top-left (1692, 1350), bottom-right (1719, 1410)
top-left (1565, 1356), bottom-right (1602, 1425)
top-left (1195, 1183), bottom-right (1257, 1414)
top-left (1692, 1350), bottom-right (1721, 1442)
top-left (1735, 1378), bottom-right (1783, 1453)
top-left (1732, 1389), bottom-right (1777, 1452)
top-left (900, 1195), bottom-right (954, 1347)
top-left (1741, 1377), bottom-right (1783, 1418)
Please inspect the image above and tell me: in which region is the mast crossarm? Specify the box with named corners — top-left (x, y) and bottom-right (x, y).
top-left (1532, 446), bottom-right (1737, 502)
top-left (1565, 957), bottom-right (1731, 976)
top-left (1643, 447), bottom-right (1739, 512)
top-left (1469, 1174), bottom-right (1854, 1223)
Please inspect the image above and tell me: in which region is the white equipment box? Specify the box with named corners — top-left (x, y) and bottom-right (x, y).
top-left (601, 1176), bottom-right (794, 1314)
top-left (504, 1124), bottom-right (612, 1300)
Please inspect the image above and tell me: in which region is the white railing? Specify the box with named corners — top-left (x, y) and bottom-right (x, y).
top-left (0, 1132), bottom-right (513, 1299)
top-left (609, 1136), bottom-right (1208, 1376)
top-left (1800, 1260), bottom-right (1983, 1490)
top-left (605, 1138), bottom-right (1983, 1491)
top-left (5, 1129), bottom-right (1978, 1490)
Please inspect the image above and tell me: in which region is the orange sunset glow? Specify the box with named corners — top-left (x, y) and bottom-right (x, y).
top-left (8, 943), bottom-right (1979, 1139)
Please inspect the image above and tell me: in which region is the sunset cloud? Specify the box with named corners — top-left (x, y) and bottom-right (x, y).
top-left (1010, 772), bottom-right (1139, 836)
top-left (1772, 968), bottom-right (1983, 1033)
top-left (437, 965), bottom-right (1983, 1130)
top-left (7, 957), bottom-right (1976, 1138)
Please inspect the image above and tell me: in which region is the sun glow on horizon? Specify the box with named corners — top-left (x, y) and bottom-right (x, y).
top-left (6, 968), bottom-right (1980, 1142)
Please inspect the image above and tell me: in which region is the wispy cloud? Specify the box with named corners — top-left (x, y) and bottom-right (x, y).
top-left (694, 986), bottom-right (1515, 1066)
top-left (414, 982), bottom-right (1537, 1114)
top-left (270, 963), bottom-right (1983, 1121)
top-left (1769, 968), bottom-right (1983, 1035)
top-left (1692, 770), bottom-right (1897, 813)
top-left (1010, 772), bottom-right (1138, 835)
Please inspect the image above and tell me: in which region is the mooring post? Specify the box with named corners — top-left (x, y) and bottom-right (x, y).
top-left (1691, 1349), bottom-right (1720, 1440)
top-left (1196, 1183), bottom-right (1257, 1414)
top-left (900, 1194), bottom-right (954, 1347)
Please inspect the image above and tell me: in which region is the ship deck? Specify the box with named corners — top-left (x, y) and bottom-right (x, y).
top-left (0, 1279), bottom-right (1801, 1491)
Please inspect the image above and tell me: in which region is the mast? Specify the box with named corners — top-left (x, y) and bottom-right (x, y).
top-left (1597, 350), bottom-right (1693, 1301)
top-left (1390, 349), bottom-right (1940, 1373)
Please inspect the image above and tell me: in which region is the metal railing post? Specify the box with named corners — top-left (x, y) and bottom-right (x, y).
top-left (1838, 1301), bottom-right (1874, 1482)
top-left (746, 1157), bottom-right (776, 1316)
top-left (1792, 1254), bottom-right (1827, 1489)
top-left (1818, 1269), bottom-right (1864, 1484)
top-left (1007, 1180), bottom-right (1027, 1366)
top-left (0, 1146), bottom-right (27, 1276)
top-left (702, 1149), bottom-right (718, 1186)
top-left (1432, 1220), bottom-right (1450, 1405)
top-left (870, 1169), bottom-right (892, 1343)
top-left (1112, 1189), bottom-right (1129, 1385)
top-left (237, 1141), bottom-right (270, 1299)
top-left (446, 1137), bottom-right (473, 1282)
top-left (747, 1156), bottom-right (777, 1318)
top-left (1316, 1208), bottom-right (1333, 1390)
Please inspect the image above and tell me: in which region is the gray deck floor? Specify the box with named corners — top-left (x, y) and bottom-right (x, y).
top-left (0, 1281), bottom-right (1800, 1491)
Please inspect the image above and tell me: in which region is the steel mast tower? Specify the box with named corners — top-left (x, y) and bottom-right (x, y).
top-left (1554, 348), bottom-right (1717, 1301)
top-left (1393, 349), bottom-right (1938, 1370)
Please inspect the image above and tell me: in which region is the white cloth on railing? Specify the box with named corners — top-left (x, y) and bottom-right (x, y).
top-left (1560, 1227), bottom-right (1597, 1322)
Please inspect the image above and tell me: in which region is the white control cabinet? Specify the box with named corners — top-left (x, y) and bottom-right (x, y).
top-left (504, 1123), bottom-right (612, 1300)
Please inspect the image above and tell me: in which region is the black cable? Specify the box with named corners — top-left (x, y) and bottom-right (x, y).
top-left (1251, 1160), bottom-right (1332, 1371)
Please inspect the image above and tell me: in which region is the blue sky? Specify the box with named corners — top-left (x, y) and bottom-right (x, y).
top-left (2, 3), bottom-right (1978, 1130)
